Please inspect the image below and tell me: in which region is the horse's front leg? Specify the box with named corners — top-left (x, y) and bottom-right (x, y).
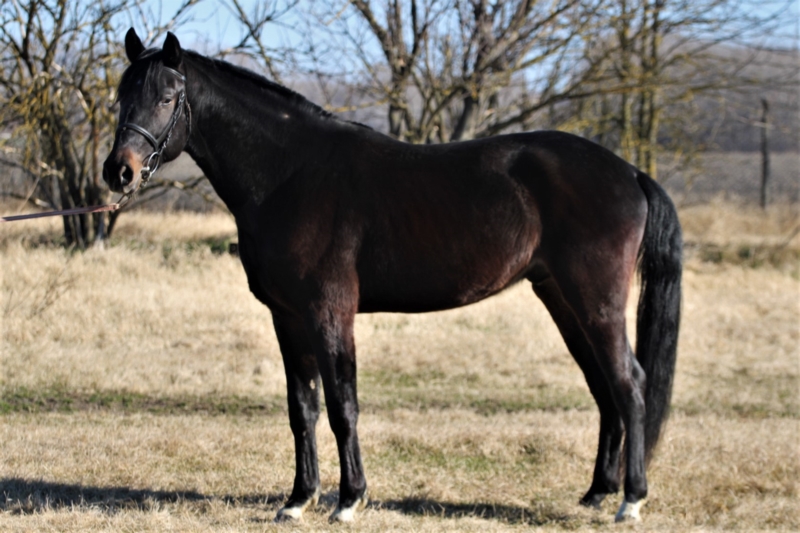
top-left (308, 301), bottom-right (368, 522)
top-left (272, 313), bottom-right (322, 522)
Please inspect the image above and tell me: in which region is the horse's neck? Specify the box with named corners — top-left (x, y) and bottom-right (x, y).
top-left (182, 59), bottom-right (322, 212)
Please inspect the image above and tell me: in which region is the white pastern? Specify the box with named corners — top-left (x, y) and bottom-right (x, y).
top-left (274, 487), bottom-right (320, 523)
top-left (615, 499), bottom-right (646, 522)
top-left (329, 490), bottom-right (368, 523)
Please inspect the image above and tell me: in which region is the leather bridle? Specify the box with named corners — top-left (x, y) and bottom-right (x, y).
top-left (116, 66), bottom-right (191, 184)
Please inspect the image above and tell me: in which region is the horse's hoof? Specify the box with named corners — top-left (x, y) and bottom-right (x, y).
top-left (614, 499), bottom-right (645, 522)
top-left (274, 488), bottom-right (320, 523)
top-left (579, 491), bottom-right (607, 510)
top-left (274, 508), bottom-right (302, 523)
top-left (329, 489), bottom-right (368, 523)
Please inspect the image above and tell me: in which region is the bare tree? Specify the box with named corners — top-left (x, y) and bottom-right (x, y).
top-left (441, 0), bottom-right (603, 142)
top-left (560, 0), bottom-right (798, 179)
top-left (347, 0), bottom-right (440, 139)
top-left (289, 1), bottom-right (607, 143)
top-left (0, 0), bottom-right (200, 248)
top-left (212, 0), bottom-right (299, 81)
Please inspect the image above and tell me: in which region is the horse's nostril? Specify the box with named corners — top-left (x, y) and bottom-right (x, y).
top-left (120, 164), bottom-right (134, 186)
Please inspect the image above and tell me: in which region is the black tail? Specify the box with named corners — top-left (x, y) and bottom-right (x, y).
top-left (635, 171), bottom-right (682, 463)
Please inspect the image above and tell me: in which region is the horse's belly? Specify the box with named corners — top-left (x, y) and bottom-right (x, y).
top-left (357, 235), bottom-right (537, 313)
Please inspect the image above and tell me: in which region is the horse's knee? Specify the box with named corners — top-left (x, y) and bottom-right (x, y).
top-left (326, 401), bottom-right (359, 439)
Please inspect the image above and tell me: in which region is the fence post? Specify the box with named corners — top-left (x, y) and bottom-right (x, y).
top-left (760, 98), bottom-right (770, 209)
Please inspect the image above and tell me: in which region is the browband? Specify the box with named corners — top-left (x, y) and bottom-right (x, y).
top-left (162, 66), bottom-right (185, 83)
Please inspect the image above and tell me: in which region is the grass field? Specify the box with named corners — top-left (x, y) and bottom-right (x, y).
top-left (1, 201), bottom-right (798, 531)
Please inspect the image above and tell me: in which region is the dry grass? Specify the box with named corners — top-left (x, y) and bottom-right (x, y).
top-left (680, 201), bottom-right (798, 247)
top-left (679, 201), bottom-right (800, 273)
top-left (1, 203), bottom-right (798, 531)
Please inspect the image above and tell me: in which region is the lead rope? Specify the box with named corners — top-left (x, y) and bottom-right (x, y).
top-left (4, 70), bottom-right (190, 224)
top-left (1, 192), bottom-right (135, 223)
top-left (2, 106), bottom-right (172, 223)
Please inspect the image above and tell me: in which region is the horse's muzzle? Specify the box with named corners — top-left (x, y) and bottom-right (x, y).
top-left (102, 149), bottom-right (142, 193)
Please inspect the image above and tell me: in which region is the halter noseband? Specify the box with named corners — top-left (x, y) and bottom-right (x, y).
top-left (117, 66), bottom-right (191, 184)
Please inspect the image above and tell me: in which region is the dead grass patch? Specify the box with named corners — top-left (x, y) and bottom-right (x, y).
top-left (680, 201), bottom-right (800, 274)
top-left (1, 202), bottom-right (798, 530)
top-left (1, 411), bottom-right (797, 531)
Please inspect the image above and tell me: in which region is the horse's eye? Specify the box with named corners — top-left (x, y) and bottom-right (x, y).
top-left (160, 97), bottom-right (173, 106)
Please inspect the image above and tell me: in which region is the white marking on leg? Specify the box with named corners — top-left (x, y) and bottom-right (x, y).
top-left (275, 505), bottom-right (304, 521)
top-left (329, 490), bottom-right (368, 523)
top-left (615, 499), bottom-right (645, 522)
top-left (330, 505), bottom-right (357, 523)
top-left (274, 487), bottom-right (320, 522)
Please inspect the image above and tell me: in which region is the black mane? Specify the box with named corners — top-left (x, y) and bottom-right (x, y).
top-left (121, 47), bottom-right (372, 130)
top-left (185, 51), bottom-right (335, 121)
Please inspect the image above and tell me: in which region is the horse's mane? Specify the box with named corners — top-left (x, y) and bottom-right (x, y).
top-left (187, 51), bottom-right (372, 130)
top-left (120, 48), bottom-right (372, 130)
top-left (186, 52), bottom-right (331, 118)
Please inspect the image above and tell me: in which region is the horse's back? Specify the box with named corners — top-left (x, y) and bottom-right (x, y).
top-left (354, 131), bottom-right (648, 313)
top-left (354, 137), bottom-right (541, 312)
top-left (506, 131), bottom-right (648, 226)
top-left (358, 129), bottom-right (648, 233)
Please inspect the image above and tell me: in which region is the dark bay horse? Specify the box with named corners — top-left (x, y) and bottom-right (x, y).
top-left (103, 29), bottom-right (682, 524)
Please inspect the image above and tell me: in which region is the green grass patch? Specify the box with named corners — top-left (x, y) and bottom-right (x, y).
top-left (360, 371), bottom-right (595, 414)
top-left (687, 241), bottom-right (800, 270)
top-left (0, 386), bottom-right (285, 416)
top-left (377, 435), bottom-right (510, 473)
top-left (675, 399), bottom-right (798, 419)
top-left (0, 380), bottom-right (596, 418)
top-left (159, 236), bottom-right (237, 260)
top-left (9, 372), bottom-right (792, 419)
top-left (674, 372), bottom-right (799, 419)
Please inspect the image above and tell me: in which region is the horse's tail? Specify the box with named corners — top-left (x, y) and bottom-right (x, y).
top-left (635, 170), bottom-right (682, 463)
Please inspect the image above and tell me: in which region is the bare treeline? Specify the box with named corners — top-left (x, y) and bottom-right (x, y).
top-left (0, 0), bottom-right (201, 247)
top-left (1, 0), bottom-right (796, 247)
top-left (278, 0), bottom-right (797, 177)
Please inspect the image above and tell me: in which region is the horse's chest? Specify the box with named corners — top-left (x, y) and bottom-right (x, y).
top-left (232, 219), bottom-right (291, 304)
top-left (235, 216), bottom-right (354, 312)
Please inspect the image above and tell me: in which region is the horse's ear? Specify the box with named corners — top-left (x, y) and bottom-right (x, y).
top-left (162, 32), bottom-right (183, 67)
top-left (125, 28), bottom-right (145, 63)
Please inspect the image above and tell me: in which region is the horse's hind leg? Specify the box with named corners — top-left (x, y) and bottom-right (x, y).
top-left (542, 249), bottom-right (648, 521)
top-left (272, 313), bottom-right (322, 522)
top-left (531, 276), bottom-right (623, 508)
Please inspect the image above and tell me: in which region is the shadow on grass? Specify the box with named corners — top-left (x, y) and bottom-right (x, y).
top-left (370, 497), bottom-right (593, 527)
top-left (0, 478), bottom-right (285, 515)
top-left (1, 478), bottom-right (596, 527)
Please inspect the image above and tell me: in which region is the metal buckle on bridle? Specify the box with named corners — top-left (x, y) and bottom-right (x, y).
top-left (141, 151), bottom-right (161, 184)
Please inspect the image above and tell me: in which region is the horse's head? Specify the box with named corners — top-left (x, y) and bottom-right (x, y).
top-left (103, 28), bottom-right (191, 194)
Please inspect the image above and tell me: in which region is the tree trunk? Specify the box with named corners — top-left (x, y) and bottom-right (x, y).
top-left (618, 0), bottom-right (635, 161)
top-left (388, 104), bottom-right (406, 139)
top-left (451, 95), bottom-right (478, 142)
top-left (90, 104), bottom-right (109, 247)
top-left (644, 88), bottom-right (660, 179)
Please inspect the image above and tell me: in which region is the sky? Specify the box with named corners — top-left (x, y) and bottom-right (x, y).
top-left (137, 0), bottom-right (292, 54)
top-left (141, 0), bottom-right (799, 53)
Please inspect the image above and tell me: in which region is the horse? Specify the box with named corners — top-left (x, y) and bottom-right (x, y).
top-left (102, 29), bottom-right (682, 524)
